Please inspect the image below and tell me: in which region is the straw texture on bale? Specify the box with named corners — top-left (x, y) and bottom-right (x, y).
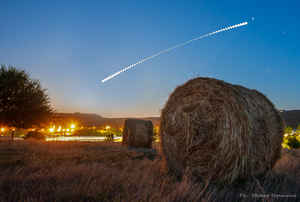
top-left (160, 77), bottom-right (284, 184)
top-left (122, 119), bottom-right (154, 148)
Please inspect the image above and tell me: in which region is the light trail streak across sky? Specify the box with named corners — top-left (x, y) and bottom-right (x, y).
top-left (101, 21), bottom-right (248, 83)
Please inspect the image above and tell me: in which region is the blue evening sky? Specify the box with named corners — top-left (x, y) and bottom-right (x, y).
top-left (0, 0), bottom-right (299, 117)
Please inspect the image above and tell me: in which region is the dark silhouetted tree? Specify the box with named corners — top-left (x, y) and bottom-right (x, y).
top-left (0, 65), bottom-right (53, 138)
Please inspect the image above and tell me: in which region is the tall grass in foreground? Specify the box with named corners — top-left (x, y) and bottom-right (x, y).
top-left (0, 140), bottom-right (299, 202)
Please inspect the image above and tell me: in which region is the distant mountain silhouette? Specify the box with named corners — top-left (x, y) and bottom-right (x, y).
top-left (280, 110), bottom-right (300, 129)
top-left (52, 110), bottom-right (300, 129)
top-left (52, 113), bottom-right (160, 128)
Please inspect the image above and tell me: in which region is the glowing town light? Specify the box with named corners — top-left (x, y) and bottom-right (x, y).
top-left (70, 124), bottom-right (76, 129)
top-left (66, 129), bottom-right (70, 132)
top-left (1, 128), bottom-right (5, 132)
top-left (49, 128), bottom-right (55, 133)
top-left (57, 126), bottom-right (62, 132)
top-left (106, 125), bottom-right (111, 130)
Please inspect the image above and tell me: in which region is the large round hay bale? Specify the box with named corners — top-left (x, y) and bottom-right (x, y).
top-left (160, 77), bottom-right (284, 184)
top-left (122, 119), bottom-right (154, 148)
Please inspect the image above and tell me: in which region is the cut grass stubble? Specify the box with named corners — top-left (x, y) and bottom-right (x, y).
top-left (0, 140), bottom-right (299, 202)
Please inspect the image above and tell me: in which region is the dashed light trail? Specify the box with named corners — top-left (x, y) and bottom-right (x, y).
top-left (102, 21), bottom-right (248, 83)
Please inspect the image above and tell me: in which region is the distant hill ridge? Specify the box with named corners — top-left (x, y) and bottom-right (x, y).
top-left (279, 110), bottom-right (300, 129)
top-left (53, 110), bottom-right (300, 129)
top-left (52, 113), bottom-right (160, 128)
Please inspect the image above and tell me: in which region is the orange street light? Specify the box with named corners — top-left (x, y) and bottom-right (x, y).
top-left (70, 124), bottom-right (76, 129)
top-left (57, 126), bottom-right (62, 132)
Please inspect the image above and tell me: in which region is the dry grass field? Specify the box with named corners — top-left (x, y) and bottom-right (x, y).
top-left (0, 140), bottom-right (299, 202)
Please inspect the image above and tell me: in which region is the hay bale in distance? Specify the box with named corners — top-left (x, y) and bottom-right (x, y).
top-left (160, 77), bottom-right (284, 184)
top-left (122, 119), bottom-right (154, 148)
